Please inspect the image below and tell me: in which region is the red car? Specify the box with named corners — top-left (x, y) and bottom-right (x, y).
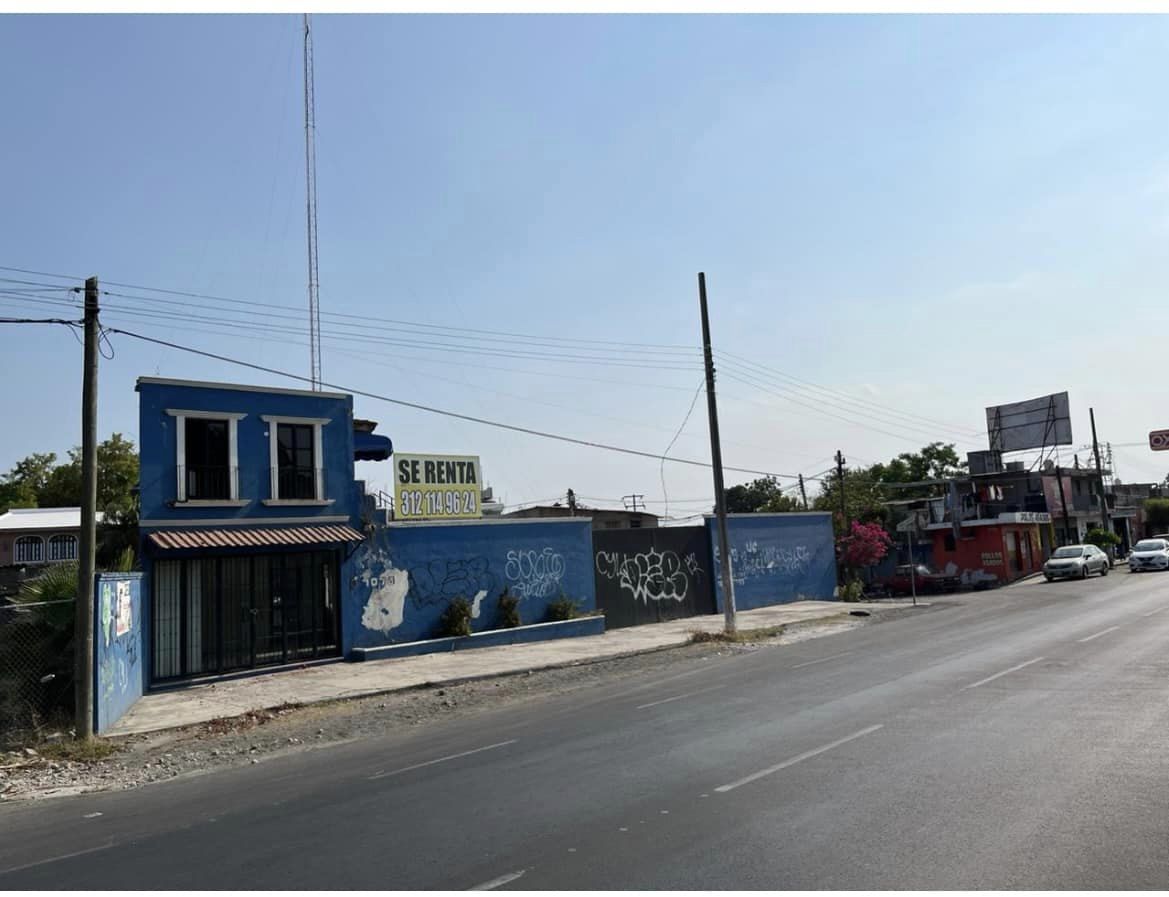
top-left (883, 564), bottom-right (960, 596)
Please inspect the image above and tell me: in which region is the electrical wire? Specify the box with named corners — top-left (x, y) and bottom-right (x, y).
top-left (104, 326), bottom-right (802, 480)
top-left (716, 348), bottom-right (983, 439)
top-left (659, 380), bottom-right (705, 522)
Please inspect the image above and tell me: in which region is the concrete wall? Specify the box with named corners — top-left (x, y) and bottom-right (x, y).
top-left (94, 572), bottom-right (145, 735)
top-left (343, 518), bottom-right (596, 652)
top-left (706, 513), bottom-right (837, 611)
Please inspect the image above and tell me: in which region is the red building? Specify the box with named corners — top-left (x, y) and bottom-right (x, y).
top-left (927, 512), bottom-right (1050, 587)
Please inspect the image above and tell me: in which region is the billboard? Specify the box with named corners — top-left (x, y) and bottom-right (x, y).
top-left (394, 453), bottom-right (483, 520)
top-left (986, 391), bottom-right (1072, 454)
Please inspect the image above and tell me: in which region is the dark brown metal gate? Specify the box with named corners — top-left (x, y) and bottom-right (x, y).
top-left (593, 527), bottom-right (716, 629)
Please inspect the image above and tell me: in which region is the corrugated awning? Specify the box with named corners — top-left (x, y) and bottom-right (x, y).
top-left (147, 524), bottom-right (365, 551)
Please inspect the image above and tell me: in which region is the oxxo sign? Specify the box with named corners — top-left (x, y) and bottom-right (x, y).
top-left (394, 452), bottom-right (483, 520)
top-left (1150, 429), bottom-right (1169, 452)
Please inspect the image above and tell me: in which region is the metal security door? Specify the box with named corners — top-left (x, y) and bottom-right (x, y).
top-left (593, 527), bottom-right (716, 629)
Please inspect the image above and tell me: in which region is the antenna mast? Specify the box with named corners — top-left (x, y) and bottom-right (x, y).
top-left (303, 13), bottom-right (322, 390)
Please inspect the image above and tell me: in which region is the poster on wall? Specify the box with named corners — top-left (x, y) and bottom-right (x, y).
top-left (115, 580), bottom-right (132, 636)
top-left (394, 452), bottom-right (483, 521)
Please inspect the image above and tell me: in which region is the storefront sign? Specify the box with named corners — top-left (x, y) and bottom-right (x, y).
top-left (981, 552), bottom-right (1004, 567)
top-left (997, 512), bottom-right (1052, 525)
top-left (394, 452), bottom-right (482, 520)
top-left (1149, 429), bottom-right (1169, 452)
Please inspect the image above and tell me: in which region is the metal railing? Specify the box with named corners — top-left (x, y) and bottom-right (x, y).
top-left (274, 466), bottom-right (324, 501)
top-left (0, 599), bottom-right (75, 745)
top-left (180, 464), bottom-right (237, 501)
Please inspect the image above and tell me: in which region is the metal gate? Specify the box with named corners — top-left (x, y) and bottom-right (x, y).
top-left (593, 526), bottom-right (716, 629)
top-left (151, 550), bottom-right (340, 683)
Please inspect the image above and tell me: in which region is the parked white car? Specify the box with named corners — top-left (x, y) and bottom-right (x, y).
top-left (1128, 539), bottom-right (1169, 573)
top-left (1043, 544), bottom-right (1110, 581)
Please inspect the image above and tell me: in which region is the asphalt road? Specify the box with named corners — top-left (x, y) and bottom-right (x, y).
top-left (4, 568), bottom-right (1169, 889)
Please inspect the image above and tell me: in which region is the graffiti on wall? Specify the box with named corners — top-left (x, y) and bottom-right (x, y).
top-left (594, 548), bottom-right (703, 604)
top-left (97, 578), bottom-right (137, 706)
top-left (722, 540), bottom-right (811, 585)
top-left (359, 545), bottom-right (506, 634)
top-left (358, 546), bottom-right (411, 634)
top-left (942, 561), bottom-right (999, 587)
top-left (504, 548), bottom-right (565, 599)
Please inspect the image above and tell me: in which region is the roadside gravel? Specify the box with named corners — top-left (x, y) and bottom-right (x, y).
top-left (0, 610), bottom-right (894, 802)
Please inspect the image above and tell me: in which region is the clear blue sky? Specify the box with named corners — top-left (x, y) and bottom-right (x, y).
top-left (2, 14), bottom-right (1168, 513)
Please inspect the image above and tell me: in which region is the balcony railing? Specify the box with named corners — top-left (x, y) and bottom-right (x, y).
top-left (274, 466), bottom-right (324, 501)
top-left (180, 465), bottom-right (236, 501)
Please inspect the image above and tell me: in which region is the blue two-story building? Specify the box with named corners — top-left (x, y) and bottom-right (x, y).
top-left (136, 377), bottom-right (391, 685)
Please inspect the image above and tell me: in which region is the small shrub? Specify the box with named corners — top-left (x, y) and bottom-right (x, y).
top-left (545, 595), bottom-right (579, 622)
top-left (840, 580), bottom-right (865, 603)
top-left (1085, 527), bottom-right (1121, 551)
top-left (497, 590), bottom-right (521, 629)
top-left (437, 597), bottom-right (473, 638)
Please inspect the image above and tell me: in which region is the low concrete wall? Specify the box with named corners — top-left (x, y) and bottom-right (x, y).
top-left (94, 572), bottom-right (146, 735)
top-left (349, 615), bottom-right (605, 662)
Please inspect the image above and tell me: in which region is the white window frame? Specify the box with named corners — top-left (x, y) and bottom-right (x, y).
top-left (47, 533), bottom-right (78, 562)
top-left (166, 409), bottom-right (248, 506)
top-left (14, 535), bottom-right (45, 564)
top-left (261, 415), bottom-right (332, 506)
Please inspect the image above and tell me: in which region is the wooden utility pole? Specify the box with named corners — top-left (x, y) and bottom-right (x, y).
top-left (798, 473), bottom-right (809, 511)
top-left (74, 276), bottom-right (99, 741)
top-left (698, 273), bottom-right (737, 634)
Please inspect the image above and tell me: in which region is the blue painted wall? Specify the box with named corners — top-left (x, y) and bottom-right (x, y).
top-left (136, 378), bottom-right (360, 527)
top-left (343, 518), bottom-right (595, 652)
top-left (93, 572), bottom-right (145, 734)
top-left (706, 513), bottom-right (838, 611)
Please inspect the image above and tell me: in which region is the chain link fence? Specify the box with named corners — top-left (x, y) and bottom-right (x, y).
top-left (0, 599), bottom-right (76, 746)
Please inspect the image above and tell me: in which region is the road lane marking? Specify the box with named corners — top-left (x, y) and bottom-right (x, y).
top-left (791, 651), bottom-right (855, 670)
top-left (369, 740), bottom-right (517, 781)
top-left (713, 724), bottom-right (884, 793)
top-left (636, 684), bottom-right (727, 710)
top-left (1141, 607), bottom-right (1168, 618)
top-left (963, 656), bottom-right (1046, 690)
top-left (469, 869), bottom-right (526, 890)
top-left (0, 841), bottom-right (116, 877)
top-left (1077, 625), bottom-right (1121, 643)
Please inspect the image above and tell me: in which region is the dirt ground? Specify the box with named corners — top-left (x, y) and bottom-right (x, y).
top-left (0, 612), bottom-right (886, 802)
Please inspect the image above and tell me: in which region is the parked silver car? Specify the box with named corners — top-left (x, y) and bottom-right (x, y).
top-left (1128, 539), bottom-right (1169, 573)
top-left (1043, 544), bottom-right (1110, 581)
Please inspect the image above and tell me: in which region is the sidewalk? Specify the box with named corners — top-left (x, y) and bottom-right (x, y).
top-left (108, 600), bottom-right (913, 737)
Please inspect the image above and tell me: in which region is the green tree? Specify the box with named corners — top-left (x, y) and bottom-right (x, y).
top-left (725, 477), bottom-right (803, 513)
top-left (813, 467), bottom-right (888, 534)
top-left (33, 434), bottom-right (139, 516)
top-left (0, 451), bottom-right (57, 513)
top-left (1145, 498), bottom-right (1169, 532)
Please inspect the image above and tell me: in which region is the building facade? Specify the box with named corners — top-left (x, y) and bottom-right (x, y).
top-left (136, 377), bottom-right (389, 684)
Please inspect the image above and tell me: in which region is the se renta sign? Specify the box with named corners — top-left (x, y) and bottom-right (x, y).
top-left (1150, 430), bottom-right (1169, 452)
top-left (394, 453), bottom-right (483, 520)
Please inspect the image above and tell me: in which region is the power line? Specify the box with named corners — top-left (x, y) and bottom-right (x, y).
top-left (104, 326), bottom-right (802, 480)
top-left (0, 265), bottom-right (697, 353)
top-left (717, 357), bottom-right (978, 443)
top-left (716, 348), bottom-right (983, 439)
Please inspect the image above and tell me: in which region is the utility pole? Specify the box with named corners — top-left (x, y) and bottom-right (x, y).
top-left (906, 527), bottom-right (917, 607)
top-left (1055, 464), bottom-right (1073, 547)
top-left (835, 450), bottom-right (847, 530)
top-left (1090, 407), bottom-right (1110, 539)
top-left (74, 276), bottom-right (99, 742)
top-left (698, 272), bottom-right (737, 634)
top-left (798, 473), bottom-right (809, 511)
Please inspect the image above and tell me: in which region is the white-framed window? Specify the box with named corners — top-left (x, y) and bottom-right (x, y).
top-left (48, 533), bottom-right (78, 562)
top-left (14, 535), bottom-right (44, 564)
top-left (261, 415), bottom-right (329, 504)
top-left (166, 409), bottom-right (246, 504)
